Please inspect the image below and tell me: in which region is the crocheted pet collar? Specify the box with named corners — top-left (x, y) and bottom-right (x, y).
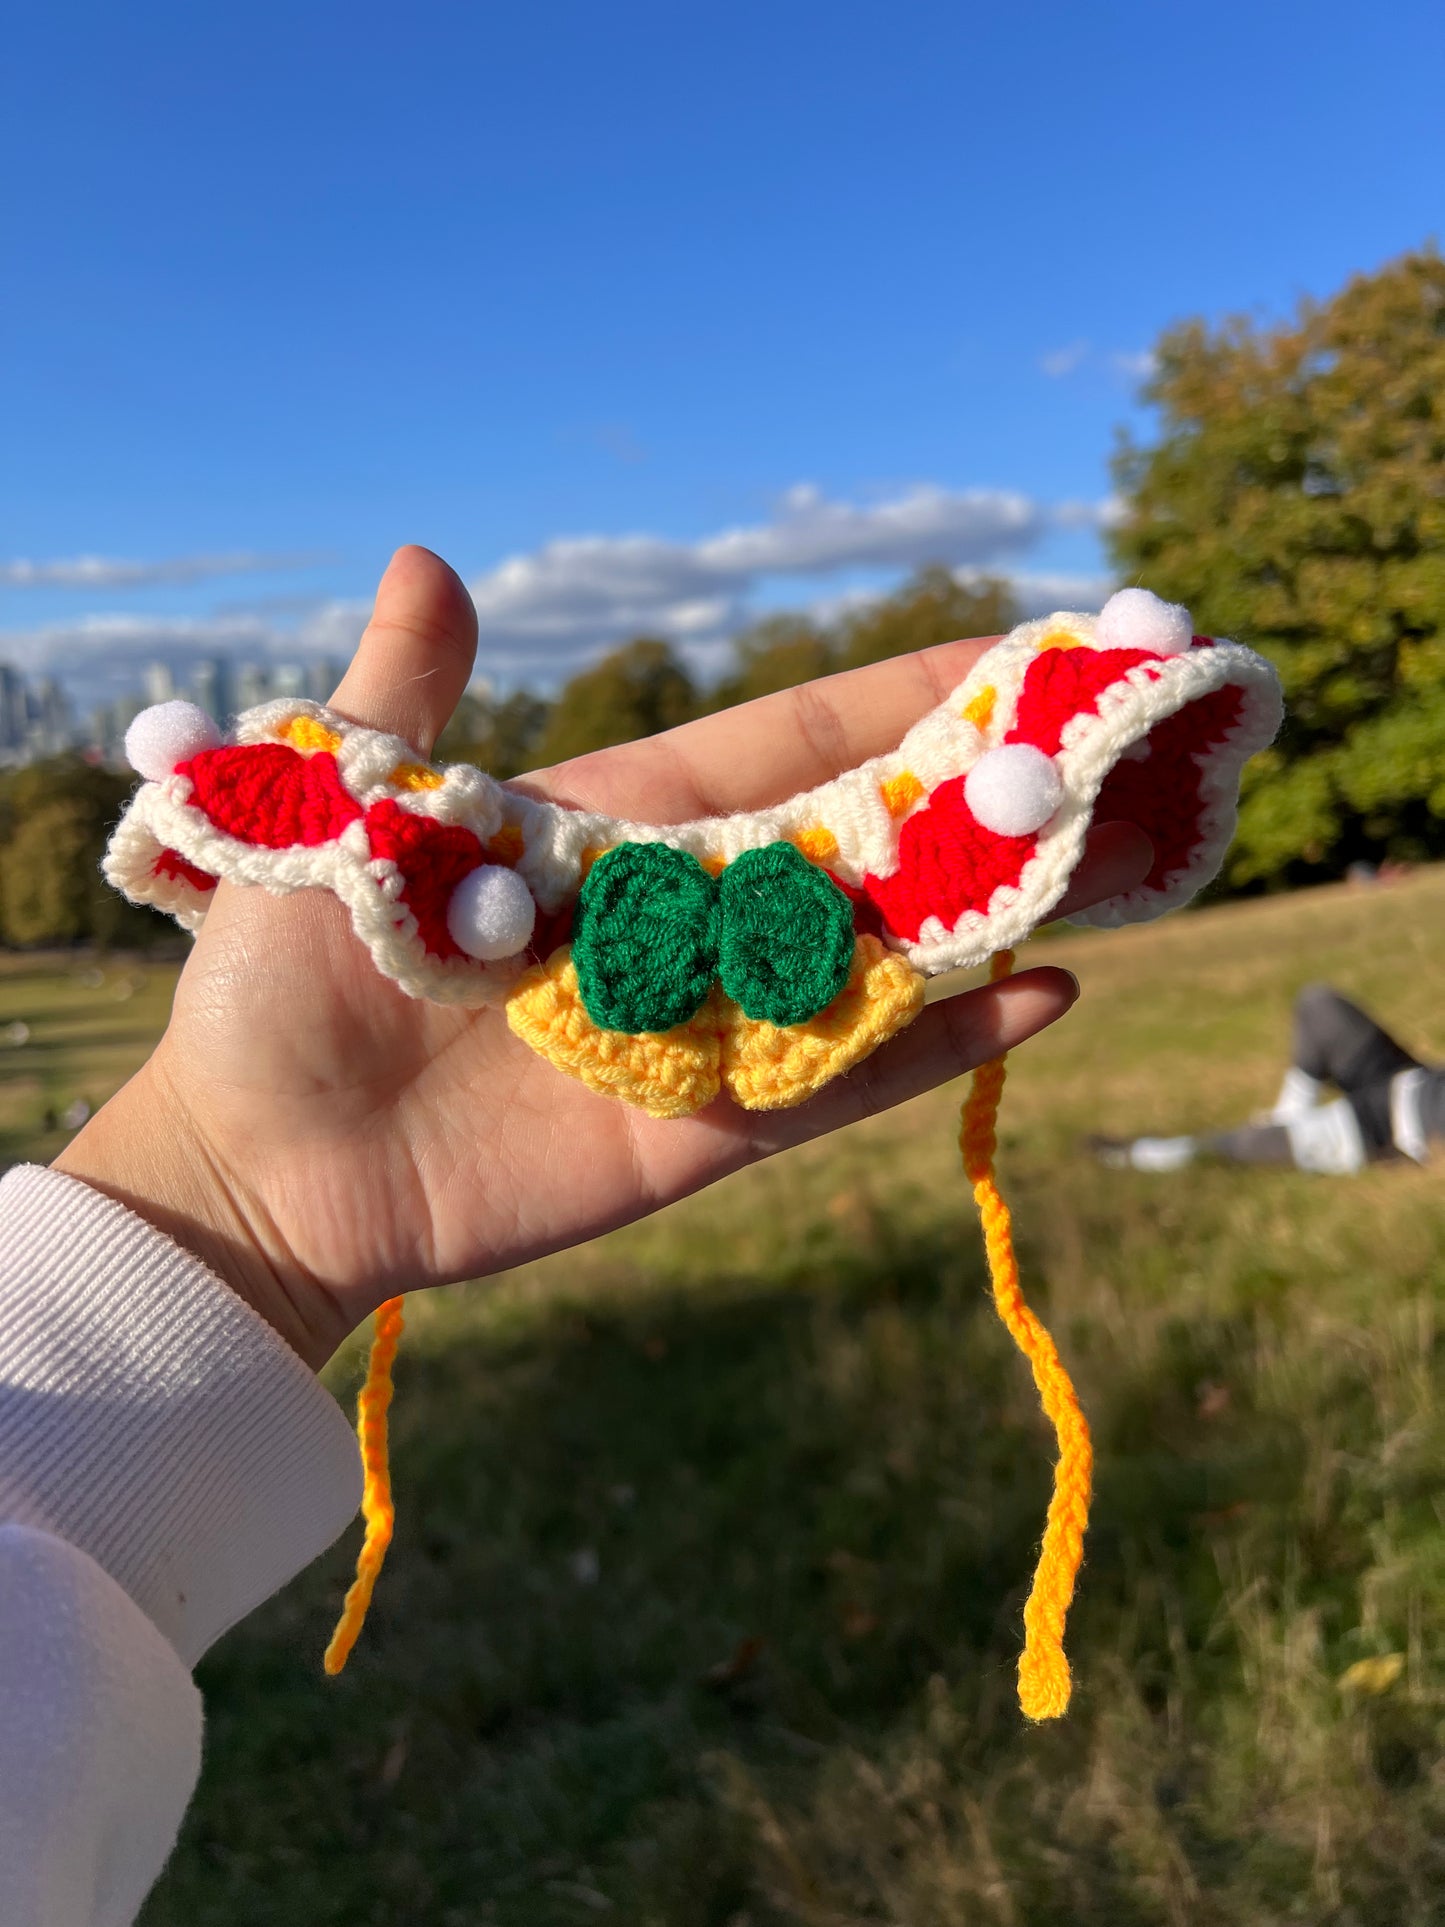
top-left (107, 590), bottom-right (1281, 1117)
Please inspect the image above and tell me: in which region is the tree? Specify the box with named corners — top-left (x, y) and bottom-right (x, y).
top-left (0, 759), bottom-right (166, 948)
top-left (706, 614), bottom-right (834, 711)
top-left (1111, 248), bottom-right (1445, 885)
top-left (533, 639), bottom-right (697, 766)
top-left (434, 687), bottom-right (550, 778)
top-left (837, 568), bottom-right (1017, 670)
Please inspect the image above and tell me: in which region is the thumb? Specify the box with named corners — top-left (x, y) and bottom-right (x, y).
top-left (327, 545), bottom-right (479, 755)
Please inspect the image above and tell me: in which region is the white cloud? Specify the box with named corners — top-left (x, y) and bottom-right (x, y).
top-left (802, 566), bottom-right (1114, 642)
top-left (1004, 568), bottom-right (1116, 614)
top-left (1040, 341), bottom-right (1090, 379)
top-left (0, 550), bottom-right (329, 590)
top-left (1039, 343), bottom-right (1159, 385)
top-left (3, 482), bottom-right (1116, 703)
top-left (464, 482), bottom-right (1090, 670)
top-left (1110, 348), bottom-right (1158, 381)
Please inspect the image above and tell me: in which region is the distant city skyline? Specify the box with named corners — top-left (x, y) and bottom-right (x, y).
top-left (0, 654), bottom-right (344, 769)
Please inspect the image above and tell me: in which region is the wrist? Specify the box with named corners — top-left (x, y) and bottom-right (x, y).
top-left (52, 1057), bottom-right (348, 1370)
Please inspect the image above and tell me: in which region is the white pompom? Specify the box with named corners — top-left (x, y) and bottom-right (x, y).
top-left (124, 700), bottom-right (222, 780)
top-left (964, 743), bottom-right (1064, 838)
top-left (446, 864), bottom-right (536, 962)
top-left (1095, 587), bottom-right (1194, 657)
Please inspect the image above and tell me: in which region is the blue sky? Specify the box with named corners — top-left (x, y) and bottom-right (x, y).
top-left (3, 0), bottom-right (1441, 704)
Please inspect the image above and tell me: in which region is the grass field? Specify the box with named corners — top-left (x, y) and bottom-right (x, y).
top-left (4, 873), bottom-right (1444, 1926)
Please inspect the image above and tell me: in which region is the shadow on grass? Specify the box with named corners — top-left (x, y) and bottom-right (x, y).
top-left (141, 1207), bottom-right (1320, 1927)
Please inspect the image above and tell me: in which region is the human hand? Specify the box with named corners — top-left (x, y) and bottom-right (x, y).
top-left (56, 547), bottom-right (1151, 1366)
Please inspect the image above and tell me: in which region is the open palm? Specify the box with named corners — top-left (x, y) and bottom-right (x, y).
top-left (59, 549), bottom-right (1149, 1366)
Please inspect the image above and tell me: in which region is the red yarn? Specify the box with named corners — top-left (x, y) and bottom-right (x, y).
top-left (180, 745), bottom-right (362, 848)
top-left (827, 869), bottom-right (889, 943)
top-left (863, 646), bottom-right (1243, 940)
top-left (1091, 685), bottom-right (1243, 891)
top-left (527, 900), bottom-right (575, 964)
top-left (364, 800), bottom-right (484, 959)
top-left (862, 774), bottom-right (1036, 942)
top-left (153, 848), bottom-right (218, 892)
top-left (1006, 647), bottom-right (1157, 756)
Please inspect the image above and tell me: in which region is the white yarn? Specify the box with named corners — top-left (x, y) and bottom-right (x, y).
top-left (963, 744), bottom-right (1063, 837)
top-left (445, 865), bottom-right (537, 962)
top-left (1095, 587), bottom-right (1194, 657)
top-left (123, 702), bottom-right (221, 781)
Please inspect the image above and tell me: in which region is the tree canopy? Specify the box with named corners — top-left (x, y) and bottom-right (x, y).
top-left (532, 638), bottom-right (698, 767)
top-left (0, 760), bottom-right (168, 948)
top-left (1111, 248), bottom-right (1445, 886)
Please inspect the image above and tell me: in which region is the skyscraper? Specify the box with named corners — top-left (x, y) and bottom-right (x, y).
top-left (305, 657), bottom-right (341, 704)
top-left (190, 658), bottom-right (232, 724)
top-left (233, 662), bottom-right (270, 712)
top-left (142, 662), bottom-right (176, 706)
top-left (0, 666), bottom-right (25, 752)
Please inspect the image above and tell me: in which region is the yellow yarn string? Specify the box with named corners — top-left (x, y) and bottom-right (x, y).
top-left (324, 1294), bottom-right (406, 1675)
top-left (960, 950), bottom-right (1093, 1720)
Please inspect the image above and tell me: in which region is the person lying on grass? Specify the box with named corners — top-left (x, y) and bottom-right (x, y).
top-left (1091, 983), bottom-right (1444, 1175)
top-left (1, 546), bottom-right (1156, 1927)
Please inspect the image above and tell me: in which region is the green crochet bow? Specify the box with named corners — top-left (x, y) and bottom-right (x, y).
top-left (571, 840), bottom-right (856, 1035)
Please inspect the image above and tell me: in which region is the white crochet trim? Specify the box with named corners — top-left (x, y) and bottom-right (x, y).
top-left (104, 610), bottom-right (1282, 1006)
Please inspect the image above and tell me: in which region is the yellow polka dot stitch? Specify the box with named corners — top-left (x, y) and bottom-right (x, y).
top-left (1036, 630), bottom-right (1083, 652)
top-left (505, 948), bottom-right (725, 1118)
top-left (281, 716), bottom-right (343, 754)
top-left (791, 825), bottom-right (839, 866)
top-left (963, 685), bottom-right (996, 731)
top-left (578, 844), bottom-right (607, 879)
top-left (879, 770), bottom-right (924, 818)
top-left (388, 760), bottom-right (445, 791)
top-left (719, 935), bottom-right (924, 1110)
top-left (482, 823), bottom-right (525, 866)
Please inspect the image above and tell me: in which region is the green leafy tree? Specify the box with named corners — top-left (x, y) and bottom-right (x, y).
top-left (837, 568), bottom-right (1017, 670)
top-left (1112, 248), bottom-right (1445, 885)
top-left (707, 614), bottom-right (834, 710)
top-left (0, 759), bottom-right (164, 948)
top-left (533, 638), bottom-right (697, 765)
top-left (434, 687), bottom-right (550, 778)
top-left (1, 798), bottom-right (103, 945)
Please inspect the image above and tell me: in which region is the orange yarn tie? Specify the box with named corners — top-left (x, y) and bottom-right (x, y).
top-left (324, 1294), bottom-right (406, 1675)
top-left (960, 950), bottom-right (1093, 1719)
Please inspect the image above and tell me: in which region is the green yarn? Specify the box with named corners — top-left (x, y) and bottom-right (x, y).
top-left (572, 842), bottom-right (719, 1034)
top-left (572, 837), bottom-right (857, 1037)
top-left (717, 842), bottom-right (854, 1027)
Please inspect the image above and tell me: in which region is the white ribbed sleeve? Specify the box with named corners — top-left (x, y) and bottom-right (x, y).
top-left (0, 1163), bottom-right (361, 1663)
top-left (0, 1523), bottom-right (203, 1927)
top-left (0, 1162), bottom-right (365, 1924)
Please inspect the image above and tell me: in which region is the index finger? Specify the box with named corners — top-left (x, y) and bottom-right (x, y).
top-left (520, 635), bottom-right (995, 822)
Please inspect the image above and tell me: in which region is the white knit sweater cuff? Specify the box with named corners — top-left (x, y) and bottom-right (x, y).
top-left (0, 1164), bottom-right (362, 1666)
